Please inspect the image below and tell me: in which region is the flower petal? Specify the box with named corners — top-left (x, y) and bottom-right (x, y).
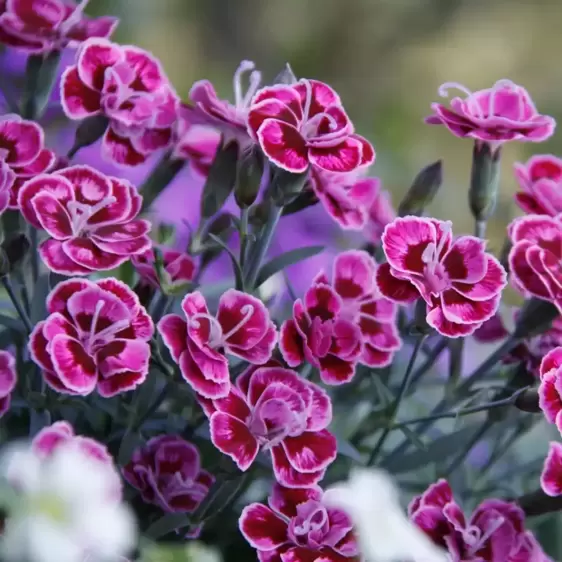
top-left (279, 319), bottom-right (305, 367)
top-left (50, 335), bottom-right (97, 395)
top-left (268, 483), bottom-right (322, 518)
top-left (318, 355), bottom-right (356, 385)
top-left (102, 127), bottom-right (146, 166)
top-left (96, 339), bottom-right (150, 377)
top-left (60, 66), bottom-right (102, 119)
top-left (441, 290), bottom-right (500, 325)
top-left (209, 412), bottom-right (258, 471)
top-left (333, 250), bottom-right (376, 299)
top-left (39, 239), bottom-right (93, 275)
top-left (157, 314), bottom-right (188, 363)
top-left (30, 192), bottom-right (73, 239)
top-left (0, 114), bottom-right (42, 166)
top-left (452, 255), bottom-right (506, 301)
top-left (77, 37), bottom-right (123, 91)
top-left (375, 263), bottom-right (419, 303)
top-left (62, 238), bottom-right (127, 271)
top-left (308, 137), bottom-right (362, 174)
top-left (256, 119), bottom-right (308, 173)
top-left (239, 504), bottom-right (288, 551)
top-left (426, 306), bottom-right (481, 338)
top-left (442, 236), bottom-right (487, 283)
top-left (178, 349), bottom-right (230, 399)
top-left (271, 445), bottom-right (325, 488)
top-left (541, 442), bottom-right (562, 497)
top-left (281, 429), bottom-right (337, 472)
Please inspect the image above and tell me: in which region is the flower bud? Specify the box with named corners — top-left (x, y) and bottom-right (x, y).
top-left (469, 142), bottom-right (501, 223)
top-left (0, 233), bottom-right (30, 276)
top-left (513, 298), bottom-right (560, 339)
top-left (235, 146), bottom-right (264, 209)
top-left (271, 166), bottom-right (309, 207)
top-left (398, 160), bottom-right (442, 217)
top-left (68, 115), bottom-right (110, 159)
top-left (200, 140), bottom-right (239, 218)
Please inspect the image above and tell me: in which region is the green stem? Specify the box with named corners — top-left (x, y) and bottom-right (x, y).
top-left (368, 335), bottom-right (426, 465)
top-left (28, 225), bottom-right (38, 284)
top-left (2, 276), bottom-right (33, 334)
top-left (408, 337), bottom-right (448, 390)
top-left (443, 421), bottom-right (491, 477)
top-left (239, 207), bottom-right (250, 271)
top-left (244, 204), bottom-right (283, 289)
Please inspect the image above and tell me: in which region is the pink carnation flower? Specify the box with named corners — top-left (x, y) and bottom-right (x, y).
top-left (514, 154), bottom-right (562, 216)
top-left (240, 483), bottom-right (358, 562)
top-left (123, 435), bottom-right (214, 517)
top-left (188, 60), bottom-right (263, 144)
top-left (538, 347), bottom-right (562, 434)
top-left (32, 420), bottom-right (121, 498)
top-left (247, 79), bottom-right (374, 174)
top-left (280, 250), bottom-right (401, 384)
top-left (19, 165), bottom-right (152, 275)
top-left (61, 38), bottom-right (179, 166)
top-left (0, 350), bottom-right (16, 417)
top-left (131, 246), bottom-right (196, 291)
top-left (203, 365), bottom-right (336, 488)
top-left (541, 441), bottom-right (562, 497)
top-left (158, 290), bottom-right (277, 399)
top-left (376, 216), bottom-right (507, 337)
top-left (509, 214), bottom-right (562, 312)
top-left (29, 278), bottom-right (154, 397)
top-left (426, 80), bottom-right (555, 151)
top-left (0, 0), bottom-right (118, 53)
top-left (363, 179), bottom-right (396, 244)
top-left (171, 111), bottom-right (222, 177)
top-left (310, 169), bottom-right (382, 230)
top-left (0, 114), bottom-right (56, 211)
top-left (410, 479), bottom-right (549, 562)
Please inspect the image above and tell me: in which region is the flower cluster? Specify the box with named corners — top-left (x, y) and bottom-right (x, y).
top-left (377, 216), bottom-right (507, 337)
top-left (410, 479), bottom-right (549, 561)
top-left (29, 278), bottom-right (154, 397)
top-left (280, 250), bottom-right (401, 384)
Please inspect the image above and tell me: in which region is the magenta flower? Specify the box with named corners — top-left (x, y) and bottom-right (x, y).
top-left (364, 179), bottom-right (396, 244)
top-left (158, 290), bottom-right (277, 399)
top-left (0, 114), bottom-right (56, 211)
top-left (410, 479), bottom-right (548, 562)
top-left (61, 38), bottom-right (179, 166)
top-left (376, 217), bottom-right (507, 337)
top-left (203, 365), bottom-right (336, 487)
top-left (0, 350), bottom-right (16, 417)
top-left (541, 442), bottom-right (562, 497)
top-left (247, 79), bottom-right (375, 174)
top-left (514, 154), bottom-right (562, 216)
top-left (131, 246), bottom-right (196, 291)
top-left (279, 281), bottom-right (362, 385)
top-left (123, 435), bottom-right (214, 516)
top-left (280, 251), bottom-right (401, 382)
top-left (32, 420), bottom-right (121, 497)
top-left (426, 80), bottom-right (555, 150)
top-left (188, 60), bottom-right (262, 143)
top-left (538, 347), bottom-right (562, 433)
top-left (19, 165), bottom-right (152, 275)
top-left (29, 277), bottom-right (154, 397)
top-left (0, 0), bottom-right (118, 53)
top-left (171, 112), bottom-right (222, 177)
top-left (310, 169), bottom-right (381, 230)
top-left (509, 214), bottom-right (562, 312)
top-left (240, 483), bottom-right (358, 562)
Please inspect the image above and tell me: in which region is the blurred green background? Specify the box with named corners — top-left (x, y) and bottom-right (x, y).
top-left (95, 0), bottom-right (562, 251)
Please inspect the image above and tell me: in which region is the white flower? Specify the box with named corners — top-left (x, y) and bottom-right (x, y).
top-left (324, 468), bottom-right (448, 562)
top-left (0, 441), bottom-right (136, 562)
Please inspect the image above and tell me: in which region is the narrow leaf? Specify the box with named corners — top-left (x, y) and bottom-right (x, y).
top-left (30, 273), bottom-right (50, 324)
top-left (207, 233), bottom-right (244, 291)
top-left (256, 246), bottom-right (324, 287)
top-left (145, 513), bottom-right (191, 540)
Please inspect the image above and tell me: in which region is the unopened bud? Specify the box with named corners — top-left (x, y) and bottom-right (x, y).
top-left (514, 298), bottom-right (559, 340)
top-left (200, 140), bottom-right (239, 218)
top-left (0, 233), bottom-right (30, 276)
top-left (281, 186), bottom-right (319, 217)
top-left (271, 166), bottom-right (309, 207)
top-left (469, 142), bottom-right (501, 223)
top-left (235, 146), bottom-right (264, 208)
top-left (273, 63), bottom-right (298, 85)
top-left (68, 114), bottom-right (110, 159)
top-left (398, 160), bottom-right (442, 217)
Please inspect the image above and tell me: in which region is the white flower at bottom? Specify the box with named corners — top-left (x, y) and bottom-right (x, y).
top-left (324, 468), bottom-right (448, 562)
top-left (0, 441), bottom-right (136, 562)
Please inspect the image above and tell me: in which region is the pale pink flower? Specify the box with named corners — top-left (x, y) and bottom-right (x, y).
top-left (363, 179), bottom-right (396, 244)
top-left (377, 216), bottom-right (507, 337)
top-left (280, 251), bottom-right (401, 383)
top-left (508, 214), bottom-right (562, 312)
top-left (0, 350), bottom-right (16, 417)
top-left (247, 79), bottom-right (374, 174)
top-left (426, 80), bottom-right (555, 151)
top-left (240, 483), bottom-right (358, 562)
top-left (514, 154), bottom-right (562, 216)
top-left (123, 435), bottom-right (214, 521)
top-left (410, 479), bottom-right (549, 562)
top-left (204, 365), bottom-right (336, 488)
top-left (158, 290), bottom-right (277, 399)
top-left (19, 165), bottom-right (152, 275)
top-left (29, 278), bottom-right (154, 397)
top-left (0, 0), bottom-right (118, 53)
top-left (61, 38), bottom-right (179, 165)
